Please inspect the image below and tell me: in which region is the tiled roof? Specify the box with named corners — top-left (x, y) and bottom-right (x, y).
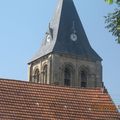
top-left (0, 78), bottom-right (119, 120)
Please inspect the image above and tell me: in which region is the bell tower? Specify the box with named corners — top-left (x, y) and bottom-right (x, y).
top-left (28, 0), bottom-right (103, 88)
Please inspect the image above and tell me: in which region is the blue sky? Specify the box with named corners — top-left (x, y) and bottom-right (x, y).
top-left (0, 0), bottom-right (120, 107)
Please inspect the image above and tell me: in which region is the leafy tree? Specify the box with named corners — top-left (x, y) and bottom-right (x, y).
top-left (105, 0), bottom-right (120, 43)
top-left (105, 0), bottom-right (120, 4)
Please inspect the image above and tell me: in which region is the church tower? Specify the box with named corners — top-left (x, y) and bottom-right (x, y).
top-left (28, 0), bottom-right (103, 88)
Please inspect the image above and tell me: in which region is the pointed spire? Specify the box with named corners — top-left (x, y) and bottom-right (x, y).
top-left (30, 0), bottom-right (102, 63)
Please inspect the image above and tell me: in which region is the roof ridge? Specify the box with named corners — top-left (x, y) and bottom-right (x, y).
top-left (0, 80), bottom-right (115, 103)
top-left (0, 78), bottom-right (104, 91)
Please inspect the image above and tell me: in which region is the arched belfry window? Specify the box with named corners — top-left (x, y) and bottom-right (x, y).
top-left (34, 68), bottom-right (40, 83)
top-left (81, 70), bottom-right (87, 88)
top-left (64, 68), bottom-right (71, 86)
top-left (64, 64), bottom-right (74, 86)
top-left (43, 65), bottom-right (48, 84)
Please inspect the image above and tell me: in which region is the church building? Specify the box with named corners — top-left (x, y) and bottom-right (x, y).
top-left (28, 0), bottom-right (103, 89)
top-left (0, 0), bottom-right (119, 119)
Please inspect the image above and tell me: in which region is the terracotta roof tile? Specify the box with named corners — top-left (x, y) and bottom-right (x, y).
top-left (0, 78), bottom-right (119, 120)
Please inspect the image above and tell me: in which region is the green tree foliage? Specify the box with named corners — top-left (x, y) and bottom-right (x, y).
top-left (105, 0), bottom-right (120, 4)
top-left (105, 0), bottom-right (114, 4)
top-left (105, 0), bottom-right (120, 43)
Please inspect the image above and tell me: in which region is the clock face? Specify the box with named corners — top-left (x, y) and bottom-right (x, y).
top-left (46, 34), bottom-right (51, 42)
top-left (70, 33), bottom-right (77, 41)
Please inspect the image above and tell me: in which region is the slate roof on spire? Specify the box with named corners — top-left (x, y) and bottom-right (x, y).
top-left (29, 0), bottom-right (102, 63)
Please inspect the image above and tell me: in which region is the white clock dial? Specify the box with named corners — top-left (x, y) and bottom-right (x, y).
top-left (46, 35), bottom-right (51, 42)
top-left (70, 33), bottom-right (77, 41)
